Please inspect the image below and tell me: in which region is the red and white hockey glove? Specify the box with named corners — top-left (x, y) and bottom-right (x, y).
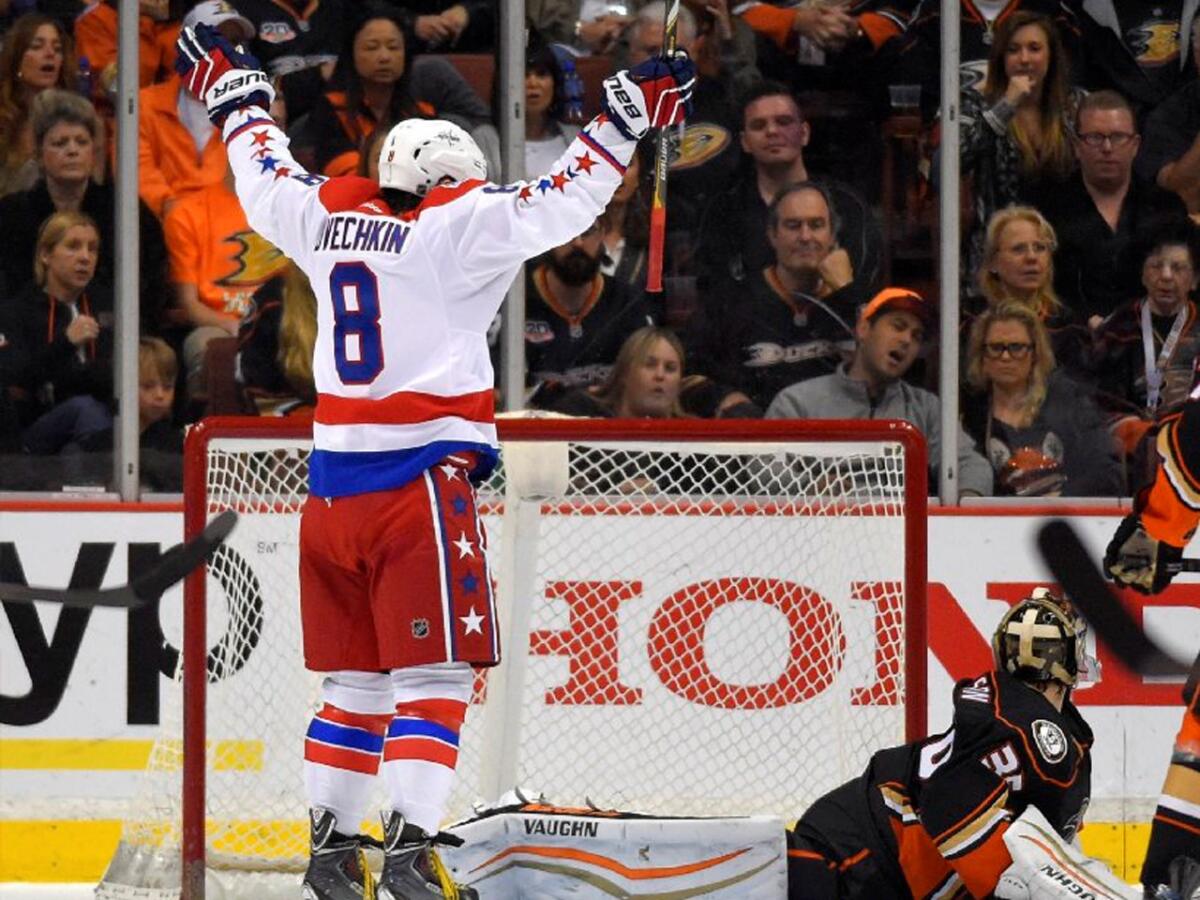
top-left (601, 50), bottom-right (695, 141)
top-left (175, 23), bottom-right (274, 127)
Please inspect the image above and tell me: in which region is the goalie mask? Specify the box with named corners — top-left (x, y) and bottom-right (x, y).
top-left (377, 119), bottom-right (488, 197)
top-left (992, 588), bottom-right (1100, 688)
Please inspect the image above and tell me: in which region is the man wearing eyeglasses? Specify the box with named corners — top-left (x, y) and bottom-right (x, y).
top-left (1032, 90), bottom-right (1189, 322)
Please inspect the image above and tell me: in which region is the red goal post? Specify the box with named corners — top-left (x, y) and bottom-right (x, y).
top-left (100, 416), bottom-right (927, 899)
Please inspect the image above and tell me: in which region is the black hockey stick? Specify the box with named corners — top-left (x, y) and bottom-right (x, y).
top-left (0, 510), bottom-right (237, 609)
top-left (1037, 519), bottom-right (1199, 692)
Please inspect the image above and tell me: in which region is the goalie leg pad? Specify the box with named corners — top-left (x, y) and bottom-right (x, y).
top-left (995, 805), bottom-right (1140, 900)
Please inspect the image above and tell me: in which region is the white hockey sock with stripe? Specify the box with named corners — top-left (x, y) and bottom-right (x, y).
top-left (303, 670), bottom-right (393, 835)
top-left (382, 662), bottom-right (474, 835)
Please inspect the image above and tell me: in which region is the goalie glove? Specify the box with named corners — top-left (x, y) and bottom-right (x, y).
top-left (175, 23), bottom-right (274, 127)
top-left (1104, 510), bottom-right (1184, 595)
top-left (601, 50), bottom-right (695, 141)
top-left (995, 805), bottom-right (1139, 900)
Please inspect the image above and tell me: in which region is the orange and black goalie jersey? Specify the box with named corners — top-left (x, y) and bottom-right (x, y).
top-left (790, 669), bottom-right (1092, 899)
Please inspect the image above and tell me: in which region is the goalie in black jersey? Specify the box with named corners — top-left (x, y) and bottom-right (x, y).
top-left (787, 589), bottom-right (1139, 900)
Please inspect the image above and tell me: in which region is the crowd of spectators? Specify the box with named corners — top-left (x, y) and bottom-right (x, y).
top-left (0, 0), bottom-right (1198, 500)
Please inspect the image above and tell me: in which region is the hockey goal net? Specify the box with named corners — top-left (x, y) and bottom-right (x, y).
top-left (98, 416), bottom-right (927, 898)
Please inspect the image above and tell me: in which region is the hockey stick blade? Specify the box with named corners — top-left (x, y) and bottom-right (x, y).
top-left (1037, 518), bottom-right (1192, 678)
top-left (0, 510), bottom-right (238, 609)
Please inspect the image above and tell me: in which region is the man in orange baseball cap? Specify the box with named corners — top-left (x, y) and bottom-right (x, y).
top-left (766, 286), bottom-right (993, 498)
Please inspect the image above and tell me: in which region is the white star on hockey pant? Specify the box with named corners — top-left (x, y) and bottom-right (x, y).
top-left (453, 532), bottom-right (475, 559)
top-left (439, 463), bottom-right (461, 480)
top-left (460, 607), bottom-right (485, 635)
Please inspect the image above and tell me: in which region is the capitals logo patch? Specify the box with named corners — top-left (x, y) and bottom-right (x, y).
top-left (1032, 719), bottom-right (1068, 763)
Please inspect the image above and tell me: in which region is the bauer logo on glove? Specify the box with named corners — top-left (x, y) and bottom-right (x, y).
top-left (601, 50), bottom-right (695, 141)
top-left (211, 70), bottom-right (272, 102)
top-left (609, 85), bottom-right (643, 123)
top-left (176, 22), bottom-right (275, 127)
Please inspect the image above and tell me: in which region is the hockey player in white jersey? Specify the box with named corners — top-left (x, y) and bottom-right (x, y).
top-left (175, 22), bottom-right (694, 900)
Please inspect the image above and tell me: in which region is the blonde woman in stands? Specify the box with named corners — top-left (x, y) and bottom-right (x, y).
top-left (1, 210), bottom-right (112, 455)
top-left (549, 325), bottom-right (758, 494)
top-left (0, 13), bottom-right (77, 196)
top-left (550, 324), bottom-right (759, 419)
top-left (962, 302), bottom-right (1120, 497)
top-left (552, 325), bottom-right (688, 419)
top-left (971, 204), bottom-right (1087, 373)
top-left (960, 10), bottom-right (1080, 288)
top-left (237, 261), bottom-right (319, 416)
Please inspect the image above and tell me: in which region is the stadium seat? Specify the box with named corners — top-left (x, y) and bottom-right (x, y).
top-left (203, 337), bottom-right (253, 416)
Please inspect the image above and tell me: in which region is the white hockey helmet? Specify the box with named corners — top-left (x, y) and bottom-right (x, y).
top-left (377, 119), bottom-right (487, 197)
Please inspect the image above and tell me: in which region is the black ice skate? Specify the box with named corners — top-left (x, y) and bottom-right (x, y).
top-left (302, 807), bottom-right (378, 900)
top-left (377, 811), bottom-right (477, 900)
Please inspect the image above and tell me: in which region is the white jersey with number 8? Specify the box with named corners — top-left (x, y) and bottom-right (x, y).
top-left (220, 107), bottom-right (635, 497)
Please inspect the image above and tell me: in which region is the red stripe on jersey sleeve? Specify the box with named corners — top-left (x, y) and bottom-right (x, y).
top-left (315, 388), bottom-right (495, 427)
top-left (226, 117), bottom-right (276, 144)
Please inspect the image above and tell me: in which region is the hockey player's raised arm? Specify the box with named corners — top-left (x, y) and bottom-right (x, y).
top-left (418, 58), bottom-right (694, 279)
top-left (1146, 396), bottom-right (1200, 545)
top-left (176, 23), bottom-right (694, 285)
top-left (218, 106), bottom-right (330, 262)
top-left (1105, 389), bottom-right (1200, 594)
top-left (434, 116), bottom-right (637, 273)
top-left (174, 24), bottom-right (330, 263)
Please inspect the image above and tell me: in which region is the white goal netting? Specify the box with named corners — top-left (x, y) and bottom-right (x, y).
top-left (97, 418), bottom-right (926, 898)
